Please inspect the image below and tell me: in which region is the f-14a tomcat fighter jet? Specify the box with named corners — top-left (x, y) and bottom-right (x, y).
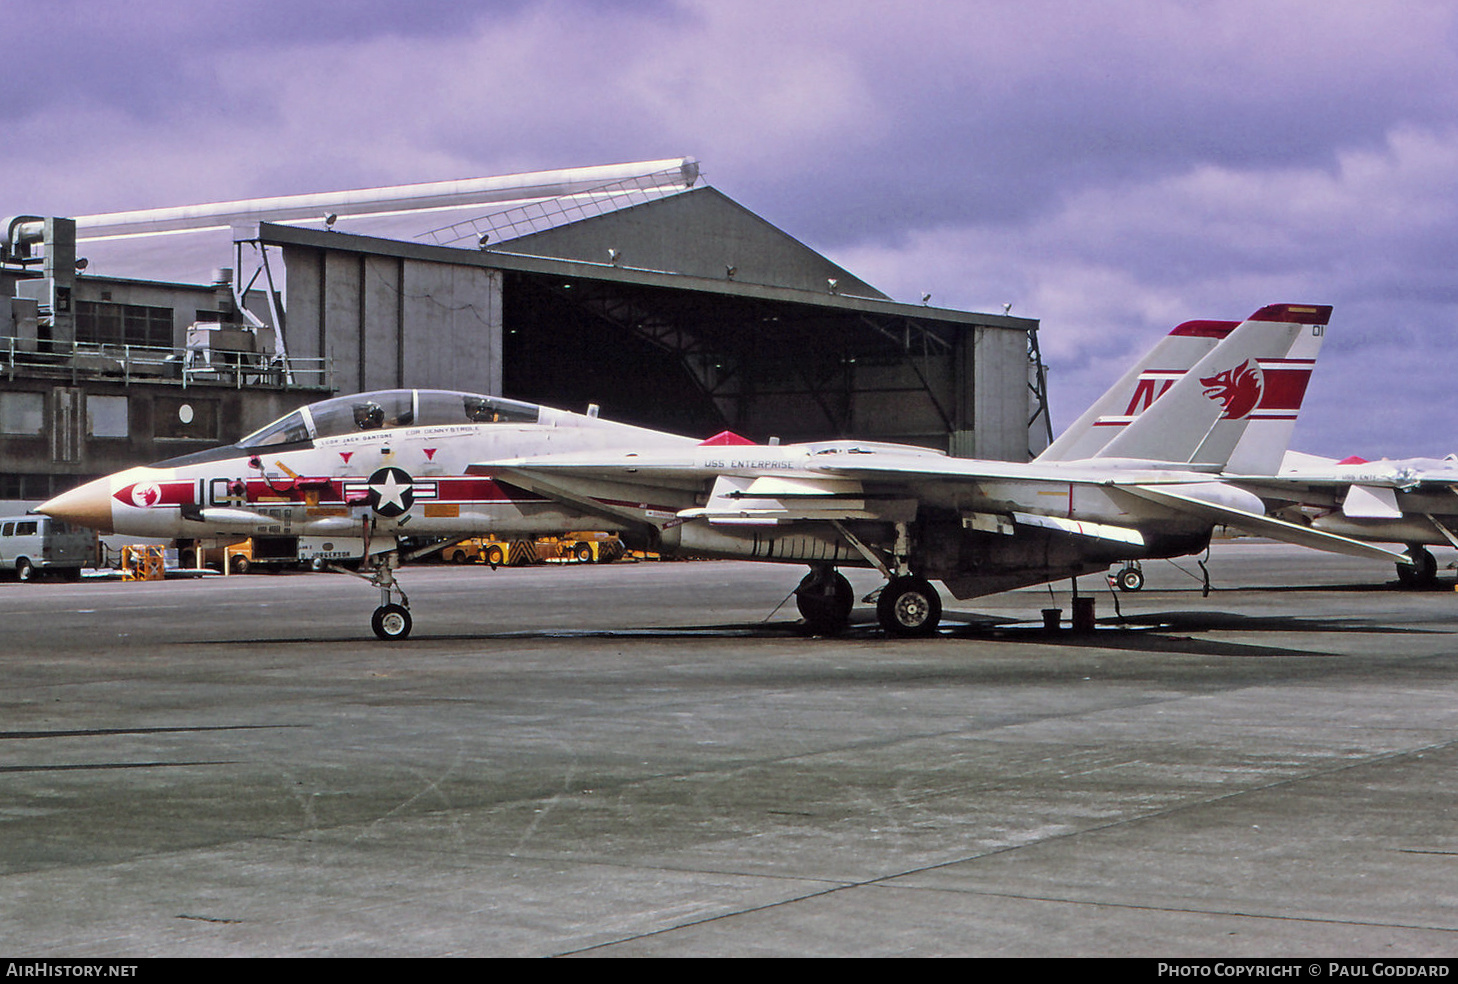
top-left (40, 303), bottom-right (1403, 639)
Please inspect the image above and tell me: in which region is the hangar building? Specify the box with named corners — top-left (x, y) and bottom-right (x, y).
top-left (1, 159), bottom-right (1046, 510)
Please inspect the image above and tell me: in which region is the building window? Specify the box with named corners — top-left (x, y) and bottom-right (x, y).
top-left (0, 392), bottom-right (44, 434)
top-left (76, 301), bottom-right (173, 348)
top-left (0, 473), bottom-right (91, 500)
top-left (87, 395), bottom-right (129, 438)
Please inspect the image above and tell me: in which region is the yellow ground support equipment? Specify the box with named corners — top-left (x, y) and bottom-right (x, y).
top-left (120, 545), bottom-right (165, 581)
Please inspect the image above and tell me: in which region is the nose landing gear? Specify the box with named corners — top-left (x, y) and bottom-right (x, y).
top-left (339, 548), bottom-right (413, 639)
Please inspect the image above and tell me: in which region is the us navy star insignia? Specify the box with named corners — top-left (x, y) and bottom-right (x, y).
top-left (367, 467), bottom-right (415, 517)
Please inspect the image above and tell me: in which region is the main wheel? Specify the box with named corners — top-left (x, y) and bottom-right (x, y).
top-left (1115, 566), bottom-right (1145, 592)
top-left (795, 568), bottom-right (854, 635)
top-left (876, 575), bottom-right (942, 637)
top-left (1397, 545), bottom-right (1438, 588)
top-left (371, 604), bottom-right (413, 640)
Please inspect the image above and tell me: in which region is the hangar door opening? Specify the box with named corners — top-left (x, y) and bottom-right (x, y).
top-left (500, 269), bottom-right (1033, 456)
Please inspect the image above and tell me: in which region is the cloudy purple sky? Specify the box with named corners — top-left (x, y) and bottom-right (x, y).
top-left (4, 0), bottom-right (1456, 457)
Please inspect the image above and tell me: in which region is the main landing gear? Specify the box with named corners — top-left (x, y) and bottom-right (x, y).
top-left (1397, 544), bottom-right (1438, 589)
top-left (793, 566), bottom-right (943, 637)
top-left (808, 520), bottom-right (943, 638)
top-left (875, 574), bottom-right (942, 637)
top-left (795, 565), bottom-right (854, 635)
top-left (371, 604), bottom-right (412, 640)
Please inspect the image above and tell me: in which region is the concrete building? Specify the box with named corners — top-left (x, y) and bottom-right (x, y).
top-left (1, 159), bottom-right (1045, 512)
top-left (0, 224), bottom-right (326, 507)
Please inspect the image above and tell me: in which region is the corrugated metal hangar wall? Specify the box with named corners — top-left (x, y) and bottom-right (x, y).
top-left (268, 187), bottom-right (1038, 458)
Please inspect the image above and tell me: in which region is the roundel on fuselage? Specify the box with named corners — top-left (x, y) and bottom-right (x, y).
top-left (366, 467), bottom-right (414, 518)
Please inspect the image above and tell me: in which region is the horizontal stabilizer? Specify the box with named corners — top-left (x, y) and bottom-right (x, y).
top-left (1120, 485), bottom-right (1411, 564)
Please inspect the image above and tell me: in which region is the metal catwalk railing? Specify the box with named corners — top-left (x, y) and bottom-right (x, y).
top-left (0, 336), bottom-right (333, 390)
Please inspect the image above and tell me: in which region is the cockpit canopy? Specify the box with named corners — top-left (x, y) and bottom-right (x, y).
top-left (238, 389), bottom-right (541, 449)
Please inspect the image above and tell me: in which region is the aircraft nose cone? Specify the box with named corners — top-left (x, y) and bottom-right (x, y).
top-left (38, 477), bottom-right (114, 534)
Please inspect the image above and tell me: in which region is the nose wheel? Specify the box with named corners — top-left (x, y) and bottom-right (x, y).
top-left (343, 548), bottom-right (414, 639)
top-left (372, 603), bottom-right (413, 640)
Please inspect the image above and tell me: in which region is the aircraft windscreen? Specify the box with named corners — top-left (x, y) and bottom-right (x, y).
top-left (240, 390), bottom-right (541, 449)
top-left (238, 410), bottom-right (311, 449)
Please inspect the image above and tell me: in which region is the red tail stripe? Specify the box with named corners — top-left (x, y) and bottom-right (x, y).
top-left (1256, 367), bottom-right (1313, 412)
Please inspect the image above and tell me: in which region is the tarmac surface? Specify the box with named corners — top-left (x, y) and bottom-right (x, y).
top-left (2, 541), bottom-right (1457, 957)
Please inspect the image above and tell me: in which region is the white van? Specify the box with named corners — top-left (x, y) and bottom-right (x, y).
top-left (0, 515), bottom-right (97, 581)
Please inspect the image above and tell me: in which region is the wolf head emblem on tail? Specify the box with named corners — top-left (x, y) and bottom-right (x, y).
top-left (1200, 360), bottom-right (1263, 419)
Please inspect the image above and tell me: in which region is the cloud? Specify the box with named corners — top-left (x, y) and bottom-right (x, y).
top-left (829, 115), bottom-right (1458, 454)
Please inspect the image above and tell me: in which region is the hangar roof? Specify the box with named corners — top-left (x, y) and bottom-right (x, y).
top-left (496, 186), bottom-right (886, 298)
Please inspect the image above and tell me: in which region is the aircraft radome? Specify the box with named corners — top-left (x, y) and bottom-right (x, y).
top-left (40, 304), bottom-right (1406, 640)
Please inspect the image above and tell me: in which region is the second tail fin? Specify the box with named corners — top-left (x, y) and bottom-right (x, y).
top-left (1036, 318), bottom-right (1237, 462)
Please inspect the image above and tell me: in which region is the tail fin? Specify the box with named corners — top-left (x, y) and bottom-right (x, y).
top-left (1095, 304), bottom-right (1329, 472)
top-left (1036, 319), bottom-right (1236, 462)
